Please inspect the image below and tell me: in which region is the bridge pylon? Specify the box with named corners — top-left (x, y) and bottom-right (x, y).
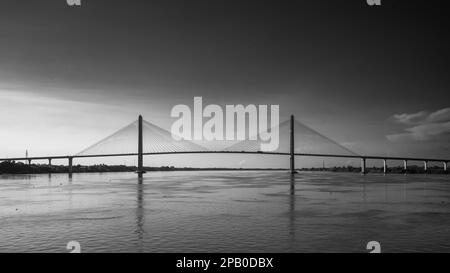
top-left (290, 115), bottom-right (297, 174)
top-left (136, 115), bottom-right (146, 178)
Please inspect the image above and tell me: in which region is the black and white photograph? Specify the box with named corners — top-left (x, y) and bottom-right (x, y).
top-left (0, 0), bottom-right (449, 264)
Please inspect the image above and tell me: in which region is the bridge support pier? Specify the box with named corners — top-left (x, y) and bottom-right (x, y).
top-left (403, 160), bottom-right (408, 174)
top-left (444, 162), bottom-right (447, 172)
top-left (424, 161), bottom-right (428, 173)
top-left (28, 159), bottom-right (32, 165)
top-left (68, 157), bottom-right (73, 175)
top-left (383, 159), bottom-right (387, 174)
top-left (290, 115), bottom-right (296, 174)
top-left (137, 115), bottom-right (146, 178)
top-left (361, 158), bottom-right (366, 175)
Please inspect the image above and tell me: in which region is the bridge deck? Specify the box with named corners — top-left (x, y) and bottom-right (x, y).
top-left (0, 151), bottom-right (448, 163)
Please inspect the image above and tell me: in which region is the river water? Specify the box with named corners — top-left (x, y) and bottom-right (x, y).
top-left (0, 171), bottom-right (449, 253)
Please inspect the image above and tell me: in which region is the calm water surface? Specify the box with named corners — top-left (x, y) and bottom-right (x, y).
top-left (0, 171), bottom-right (449, 253)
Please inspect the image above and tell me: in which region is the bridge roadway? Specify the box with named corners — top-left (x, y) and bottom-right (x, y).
top-left (0, 151), bottom-right (448, 174)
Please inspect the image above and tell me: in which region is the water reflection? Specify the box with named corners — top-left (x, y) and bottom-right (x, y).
top-left (289, 174), bottom-right (296, 241)
top-left (402, 179), bottom-right (407, 201)
top-left (362, 181), bottom-right (367, 203)
top-left (384, 182), bottom-right (388, 202)
top-left (47, 173), bottom-right (52, 186)
top-left (67, 174), bottom-right (73, 209)
top-left (136, 178), bottom-right (145, 253)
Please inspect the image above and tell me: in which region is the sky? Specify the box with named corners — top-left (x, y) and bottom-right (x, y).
top-left (0, 0), bottom-right (449, 168)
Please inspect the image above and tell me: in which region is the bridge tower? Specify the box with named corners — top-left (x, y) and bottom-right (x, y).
top-left (137, 115), bottom-right (146, 178)
top-left (290, 115), bottom-right (296, 174)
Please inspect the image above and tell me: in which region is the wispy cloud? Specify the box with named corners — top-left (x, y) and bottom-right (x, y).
top-left (428, 108), bottom-right (450, 123)
top-left (387, 108), bottom-right (450, 142)
top-left (391, 111), bottom-right (428, 125)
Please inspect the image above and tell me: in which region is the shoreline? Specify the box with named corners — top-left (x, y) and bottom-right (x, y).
top-left (0, 161), bottom-right (447, 175)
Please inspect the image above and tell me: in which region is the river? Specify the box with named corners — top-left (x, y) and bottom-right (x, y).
top-left (0, 171), bottom-right (449, 252)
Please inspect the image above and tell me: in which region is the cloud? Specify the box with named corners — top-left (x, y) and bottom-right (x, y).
top-left (392, 111), bottom-right (428, 125)
top-left (387, 108), bottom-right (450, 142)
top-left (428, 108), bottom-right (450, 123)
top-left (392, 107), bottom-right (450, 125)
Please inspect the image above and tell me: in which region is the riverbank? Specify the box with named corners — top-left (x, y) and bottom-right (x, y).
top-left (0, 161), bottom-right (447, 175)
top-left (0, 161), bottom-right (288, 174)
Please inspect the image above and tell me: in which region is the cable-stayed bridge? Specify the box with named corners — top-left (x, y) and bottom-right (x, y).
top-left (0, 115), bottom-right (448, 176)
